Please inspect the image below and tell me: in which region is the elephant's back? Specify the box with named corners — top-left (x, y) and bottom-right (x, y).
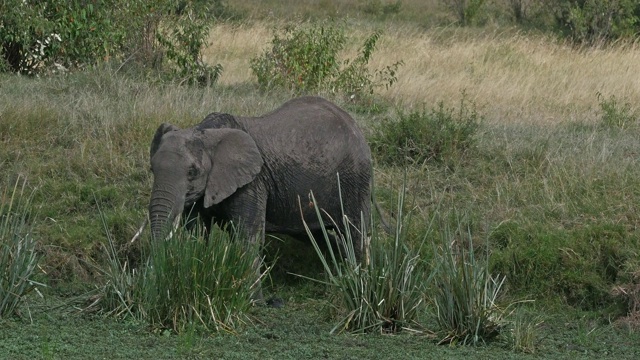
top-left (240, 96), bottom-right (370, 168)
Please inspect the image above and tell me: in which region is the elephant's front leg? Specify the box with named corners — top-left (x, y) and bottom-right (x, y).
top-left (224, 182), bottom-right (268, 303)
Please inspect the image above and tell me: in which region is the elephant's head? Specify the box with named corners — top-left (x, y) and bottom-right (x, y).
top-left (148, 122), bottom-right (263, 240)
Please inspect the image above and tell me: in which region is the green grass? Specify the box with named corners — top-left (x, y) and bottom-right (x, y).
top-left (2, 294), bottom-right (640, 359)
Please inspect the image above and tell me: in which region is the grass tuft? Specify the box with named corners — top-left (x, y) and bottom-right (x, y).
top-left (140, 225), bottom-right (264, 333)
top-left (96, 219), bottom-right (265, 333)
top-left (0, 177), bottom-right (43, 317)
top-left (301, 179), bottom-right (428, 334)
top-left (430, 216), bottom-right (512, 345)
top-left (507, 308), bottom-right (542, 353)
top-left (611, 260), bottom-right (640, 330)
top-left (94, 203), bottom-right (140, 318)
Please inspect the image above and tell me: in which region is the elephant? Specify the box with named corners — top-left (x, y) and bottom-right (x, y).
top-left (148, 96), bottom-right (374, 299)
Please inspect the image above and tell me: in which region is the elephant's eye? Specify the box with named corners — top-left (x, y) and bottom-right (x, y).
top-left (188, 165), bottom-right (199, 178)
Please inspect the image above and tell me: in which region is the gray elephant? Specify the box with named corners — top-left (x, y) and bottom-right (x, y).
top-left (148, 96), bottom-right (373, 297)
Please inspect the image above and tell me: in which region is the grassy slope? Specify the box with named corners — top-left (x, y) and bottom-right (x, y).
top-left (2, 0), bottom-right (640, 357)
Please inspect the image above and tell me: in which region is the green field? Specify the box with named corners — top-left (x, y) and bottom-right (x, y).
top-left (2, 294), bottom-right (639, 359)
top-left (2, 1), bottom-right (640, 358)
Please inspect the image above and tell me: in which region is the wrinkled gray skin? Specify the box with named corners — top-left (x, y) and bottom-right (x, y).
top-left (148, 96), bottom-right (372, 300)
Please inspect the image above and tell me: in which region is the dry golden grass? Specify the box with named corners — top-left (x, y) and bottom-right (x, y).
top-left (369, 26), bottom-right (640, 124)
top-left (205, 20), bottom-right (640, 125)
top-left (205, 22), bottom-right (272, 86)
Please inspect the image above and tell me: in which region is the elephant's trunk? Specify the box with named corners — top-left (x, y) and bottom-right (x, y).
top-left (149, 184), bottom-right (184, 240)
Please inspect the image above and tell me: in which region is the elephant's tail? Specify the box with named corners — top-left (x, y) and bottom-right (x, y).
top-left (370, 170), bottom-right (395, 235)
top-left (373, 200), bottom-right (394, 234)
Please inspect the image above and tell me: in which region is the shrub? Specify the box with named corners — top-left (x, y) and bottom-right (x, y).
top-left (0, 0), bottom-right (223, 84)
top-left (597, 92), bottom-right (638, 130)
top-left (0, 0), bottom-right (58, 73)
top-left (0, 178), bottom-right (42, 317)
top-left (370, 96), bottom-right (481, 166)
top-left (362, 0), bottom-right (403, 19)
top-left (302, 182), bottom-right (428, 334)
top-left (0, 0), bottom-right (130, 74)
top-left (442, 0), bottom-right (487, 26)
top-left (156, 2), bottom-right (223, 86)
top-left (548, 0), bottom-right (640, 44)
top-left (250, 23), bottom-right (345, 92)
top-left (250, 22), bottom-right (402, 100)
top-left (333, 31), bottom-right (403, 101)
top-left (508, 0), bottom-right (532, 23)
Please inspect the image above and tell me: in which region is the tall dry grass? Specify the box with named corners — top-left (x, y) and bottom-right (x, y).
top-left (230, 0), bottom-right (442, 22)
top-left (205, 21), bottom-right (640, 125)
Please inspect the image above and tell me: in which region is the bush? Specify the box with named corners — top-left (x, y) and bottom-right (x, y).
top-left (442, 0), bottom-right (487, 26)
top-left (597, 92), bottom-right (638, 130)
top-left (362, 0), bottom-right (403, 19)
top-left (251, 23), bottom-right (345, 92)
top-left (302, 182), bottom-right (428, 334)
top-left (0, 178), bottom-right (42, 317)
top-left (0, 0), bottom-right (223, 84)
top-left (370, 96), bottom-right (481, 166)
top-left (1, 0), bottom-right (132, 74)
top-left (250, 22), bottom-right (402, 100)
top-left (334, 31), bottom-right (403, 101)
top-left (509, 0), bottom-right (526, 23)
top-left (156, 2), bottom-right (223, 86)
top-left (548, 0), bottom-right (640, 44)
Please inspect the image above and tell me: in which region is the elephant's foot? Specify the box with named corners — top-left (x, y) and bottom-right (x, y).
top-left (265, 296), bottom-right (285, 308)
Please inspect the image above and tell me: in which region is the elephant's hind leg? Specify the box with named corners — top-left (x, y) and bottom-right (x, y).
top-left (342, 188), bottom-right (372, 263)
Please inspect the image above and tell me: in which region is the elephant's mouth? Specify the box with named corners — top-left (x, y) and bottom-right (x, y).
top-left (183, 200), bottom-right (201, 215)
top-left (164, 215), bottom-right (181, 239)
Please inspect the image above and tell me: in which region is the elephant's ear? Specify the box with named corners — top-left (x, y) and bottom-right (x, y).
top-left (150, 123), bottom-right (180, 159)
top-left (203, 128), bottom-right (263, 207)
